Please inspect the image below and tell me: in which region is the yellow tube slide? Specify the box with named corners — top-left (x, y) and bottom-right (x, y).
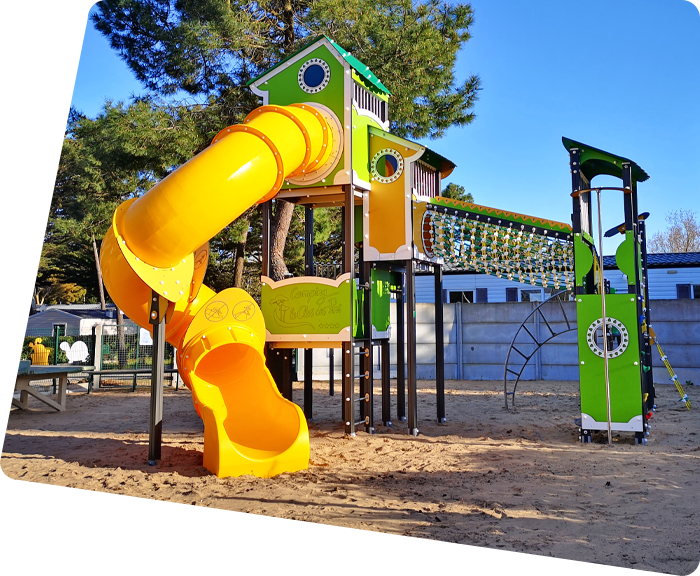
top-left (100, 104), bottom-right (336, 477)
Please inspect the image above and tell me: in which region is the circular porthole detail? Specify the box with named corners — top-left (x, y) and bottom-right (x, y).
top-left (585, 316), bottom-right (630, 359)
top-left (298, 58), bottom-right (331, 94)
top-left (371, 148), bottom-right (404, 184)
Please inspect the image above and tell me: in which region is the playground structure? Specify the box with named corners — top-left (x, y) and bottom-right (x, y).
top-left (98, 34), bottom-right (674, 478)
top-left (500, 139), bottom-right (666, 444)
top-left (564, 138), bottom-right (656, 444)
top-left (99, 34), bottom-right (457, 477)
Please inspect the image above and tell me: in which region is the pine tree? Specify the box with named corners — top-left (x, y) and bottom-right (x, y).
top-left (441, 182), bottom-right (474, 203)
top-left (91, 0), bottom-right (481, 280)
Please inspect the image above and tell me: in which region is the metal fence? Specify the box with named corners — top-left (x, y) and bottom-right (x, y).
top-left (21, 322), bottom-right (180, 394)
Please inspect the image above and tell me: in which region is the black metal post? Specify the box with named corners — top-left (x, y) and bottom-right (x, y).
top-left (329, 348), bottom-right (334, 396)
top-left (342, 184), bottom-right (355, 435)
top-left (639, 217), bottom-right (655, 410)
top-left (359, 261), bottom-right (373, 433)
top-left (267, 348), bottom-right (283, 394)
top-left (262, 201), bottom-right (271, 278)
top-left (406, 260), bottom-right (418, 436)
top-left (148, 291), bottom-right (166, 464)
top-left (304, 348), bottom-right (313, 419)
top-left (302, 206), bottom-right (315, 418)
top-left (570, 148), bottom-right (594, 294)
top-left (434, 263), bottom-right (446, 423)
top-left (381, 339), bottom-right (391, 426)
top-left (305, 206), bottom-right (314, 275)
top-left (52, 324), bottom-right (60, 393)
top-left (396, 279), bottom-right (406, 422)
top-left (623, 165), bottom-right (648, 431)
top-left (281, 350), bottom-right (293, 401)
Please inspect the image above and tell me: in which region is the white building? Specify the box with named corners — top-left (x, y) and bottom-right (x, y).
top-left (415, 252), bottom-right (700, 304)
top-left (26, 304), bottom-right (137, 336)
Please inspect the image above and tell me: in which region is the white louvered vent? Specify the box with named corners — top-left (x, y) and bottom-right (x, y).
top-left (413, 160), bottom-right (439, 198)
top-left (353, 82), bottom-right (388, 124)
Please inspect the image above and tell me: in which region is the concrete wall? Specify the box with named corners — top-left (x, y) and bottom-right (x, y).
top-left (296, 299), bottom-right (700, 386)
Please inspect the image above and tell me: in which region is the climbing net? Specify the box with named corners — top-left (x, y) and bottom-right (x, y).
top-left (424, 209), bottom-right (574, 290)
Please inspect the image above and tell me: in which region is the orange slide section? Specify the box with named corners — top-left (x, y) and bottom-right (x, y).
top-left (99, 104), bottom-right (337, 477)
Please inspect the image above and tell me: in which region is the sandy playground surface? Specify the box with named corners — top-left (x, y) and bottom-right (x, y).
top-left (2, 378), bottom-right (699, 575)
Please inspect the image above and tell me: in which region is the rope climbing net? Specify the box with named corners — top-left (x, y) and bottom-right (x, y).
top-left (423, 206), bottom-right (575, 290)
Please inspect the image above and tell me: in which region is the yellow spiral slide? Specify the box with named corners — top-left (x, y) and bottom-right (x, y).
top-left (99, 104), bottom-right (336, 477)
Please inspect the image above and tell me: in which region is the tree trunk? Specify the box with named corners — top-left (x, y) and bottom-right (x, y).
top-left (92, 233), bottom-right (106, 310)
top-left (233, 224), bottom-right (250, 288)
top-left (270, 200), bottom-right (295, 281)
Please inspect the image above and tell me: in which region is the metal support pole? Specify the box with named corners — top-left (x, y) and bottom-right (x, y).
top-left (434, 263), bottom-right (446, 423)
top-left (396, 281), bottom-right (406, 422)
top-left (639, 217), bottom-right (655, 410)
top-left (52, 324), bottom-right (60, 393)
top-left (343, 341), bottom-right (354, 435)
top-left (381, 339), bottom-right (391, 426)
top-left (92, 324), bottom-right (103, 391)
top-left (406, 260), bottom-right (418, 436)
top-left (328, 348), bottom-right (334, 396)
top-left (359, 345), bottom-right (371, 428)
top-left (595, 190), bottom-right (613, 447)
top-left (360, 261), bottom-right (373, 433)
top-left (262, 201), bottom-right (271, 278)
top-left (342, 183), bottom-right (355, 435)
top-left (281, 350), bottom-right (293, 401)
top-left (305, 206), bottom-right (314, 276)
top-left (148, 290), bottom-right (166, 464)
top-left (304, 348), bottom-right (313, 419)
top-left (303, 207), bottom-right (316, 415)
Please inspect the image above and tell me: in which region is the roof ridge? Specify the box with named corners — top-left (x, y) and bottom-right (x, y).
top-left (247, 34), bottom-right (390, 96)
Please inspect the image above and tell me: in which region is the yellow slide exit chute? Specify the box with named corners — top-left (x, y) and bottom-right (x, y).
top-left (99, 103), bottom-right (338, 477)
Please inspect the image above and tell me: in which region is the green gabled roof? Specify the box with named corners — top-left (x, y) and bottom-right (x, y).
top-left (246, 34), bottom-right (391, 96)
top-left (420, 147), bottom-right (456, 179)
top-left (368, 125), bottom-right (455, 178)
top-left (562, 137), bottom-right (649, 183)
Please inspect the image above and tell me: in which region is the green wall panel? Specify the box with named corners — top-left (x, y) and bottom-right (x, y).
top-left (261, 277), bottom-right (352, 335)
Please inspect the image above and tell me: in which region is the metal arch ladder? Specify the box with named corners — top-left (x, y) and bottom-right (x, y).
top-left (503, 290), bottom-right (575, 409)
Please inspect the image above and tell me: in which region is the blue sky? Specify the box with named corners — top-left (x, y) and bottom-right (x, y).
top-left (69, 0), bottom-right (700, 256)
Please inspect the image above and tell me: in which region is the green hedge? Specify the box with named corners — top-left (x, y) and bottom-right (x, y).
top-left (0, 336), bottom-right (94, 364)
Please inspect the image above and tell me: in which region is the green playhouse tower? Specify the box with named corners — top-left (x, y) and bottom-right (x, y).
top-left (565, 137), bottom-right (655, 444)
top-left (247, 35), bottom-right (456, 437)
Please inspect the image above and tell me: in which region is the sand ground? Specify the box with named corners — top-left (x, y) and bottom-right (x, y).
top-left (2, 378), bottom-right (699, 575)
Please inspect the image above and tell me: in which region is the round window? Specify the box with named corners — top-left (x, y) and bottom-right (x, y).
top-left (298, 59), bottom-right (331, 94)
top-left (371, 148), bottom-right (404, 184)
top-left (586, 317), bottom-right (630, 359)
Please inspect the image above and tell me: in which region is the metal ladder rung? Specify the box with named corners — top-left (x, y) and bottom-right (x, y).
top-left (521, 324), bottom-right (539, 344)
top-left (537, 310), bottom-right (555, 336)
top-left (511, 346), bottom-right (528, 360)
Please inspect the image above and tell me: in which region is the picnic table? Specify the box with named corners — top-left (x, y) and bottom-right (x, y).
top-left (13, 363), bottom-right (93, 412)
